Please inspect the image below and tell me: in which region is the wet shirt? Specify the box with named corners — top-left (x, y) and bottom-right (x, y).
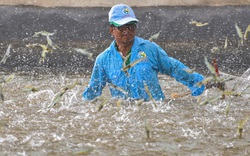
top-left (83, 36), bottom-right (205, 101)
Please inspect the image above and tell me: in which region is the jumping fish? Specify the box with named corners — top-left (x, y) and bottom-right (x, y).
top-left (204, 56), bottom-right (217, 78)
top-left (241, 85), bottom-right (250, 94)
top-left (225, 85), bottom-right (250, 97)
top-left (222, 90), bottom-right (241, 97)
top-left (0, 44), bottom-right (12, 64)
top-left (0, 73), bottom-right (15, 102)
top-left (122, 57), bottom-right (146, 72)
top-left (199, 94), bottom-right (222, 105)
top-left (189, 20), bottom-right (209, 27)
top-left (98, 97), bottom-right (110, 112)
top-left (46, 35), bottom-right (57, 50)
top-left (0, 84), bottom-right (4, 102)
top-left (244, 24), bottom-right (250, 40)
top-left (122, 52), bottom-right (132, 76)
top-left (116, 99), bottom-right (122, 110)
top-left (218, 76), bottom-right (235, 84)
top-left (61, 80), bottom-right (79, 92)
top-left (237, 116), bottom-right (249, 138)
top-left (144, 118), bottom-right (151, 139)
top-left (224, 37), bottom-right (228, 49)
top-left (144, 83), bottom-right (157, 108)
top-left (22, 85), bottom-right (39, 92)
top-left (135, 99), bottom-right (144, 106)
top-left (235, 23), bottom-right (244, 39)
top-left (225, 102), bottom-right (231, 116)
top-left (1, 73), bottom-right (15, 84)
top-left (235, 23), bottom-right (244, 46)
top-left (210, 47), bottom-right (220, 53)
top-left (48, 91), bottom-right (65, 108)
top-left (33, 31), bottom-right (55, 37)
top-left (26, 43), bottom-right (53, 63)
top-left (72, 147), bottom-right (94, 155)
top-left (26, 43), bottom-right (38, 48)
top-left (149, 30), bottom-right (162, 42)
top-left (38, 44), bottom-right (53, 52)
top-left (183, 67), bottom-right (196, 74)
top-left (74, 48), bottom-right (94, 61)
top-left (32, 31), bottom-right (59, 50)
top-left (38, 44), bottom-right (53, 63)
top-left (108, 83), bottom-right (128, 97)
top-left (48, 80), bottom-right (79, 108)
top-left (195, 76), bottom-right (214, 87)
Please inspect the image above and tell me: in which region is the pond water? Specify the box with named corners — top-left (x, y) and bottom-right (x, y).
top-left (0, 70), bottom-right (249, 156)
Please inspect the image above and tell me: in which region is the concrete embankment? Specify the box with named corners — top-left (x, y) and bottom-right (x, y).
top-left (0, 5), bottom-right (249, 76)
top-left (1, 0), bottom-right (250, 7)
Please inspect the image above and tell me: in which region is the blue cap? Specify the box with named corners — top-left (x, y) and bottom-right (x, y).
top-left (109, 4), bottom-right (138, 26)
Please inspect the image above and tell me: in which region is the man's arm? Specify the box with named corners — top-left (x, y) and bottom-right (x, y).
top-left (150, 43), bottom-right (205, 96)
top-left (83, 56), bottom-right (107, 100)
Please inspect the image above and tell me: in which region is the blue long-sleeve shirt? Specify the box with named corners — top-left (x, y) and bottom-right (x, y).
top-left (83, 36), bottom-right (205, 100)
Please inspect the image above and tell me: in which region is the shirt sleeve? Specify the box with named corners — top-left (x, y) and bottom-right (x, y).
top-left (82, 55), bottom-right (107, 100)
top-left (149, 42), bottom-right (205, 96)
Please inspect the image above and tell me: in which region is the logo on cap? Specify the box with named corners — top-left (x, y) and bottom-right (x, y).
top-left (122, 7), bottom-right (130, 14)
top-left (108, 4), bottom-right (139, 26)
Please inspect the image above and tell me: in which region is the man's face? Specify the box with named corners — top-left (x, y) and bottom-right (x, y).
top-left (109, 23), bottom-right (137, 45)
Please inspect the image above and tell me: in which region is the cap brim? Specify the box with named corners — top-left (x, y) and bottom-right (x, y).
top-left (112, 17), bottom-right (138, 26)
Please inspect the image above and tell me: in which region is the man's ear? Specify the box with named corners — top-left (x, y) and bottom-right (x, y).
top-left (109, 27), bottom-right (114, 35)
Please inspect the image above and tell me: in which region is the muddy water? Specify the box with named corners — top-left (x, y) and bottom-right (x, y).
top-left (0, 72), bottom-right (249, 156)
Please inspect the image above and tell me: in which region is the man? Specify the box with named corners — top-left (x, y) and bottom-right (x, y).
top-left (83, 4), bottom-right (207, 101)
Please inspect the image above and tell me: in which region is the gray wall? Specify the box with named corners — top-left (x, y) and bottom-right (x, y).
top-left (1, 0), bottom-right (250, 7)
